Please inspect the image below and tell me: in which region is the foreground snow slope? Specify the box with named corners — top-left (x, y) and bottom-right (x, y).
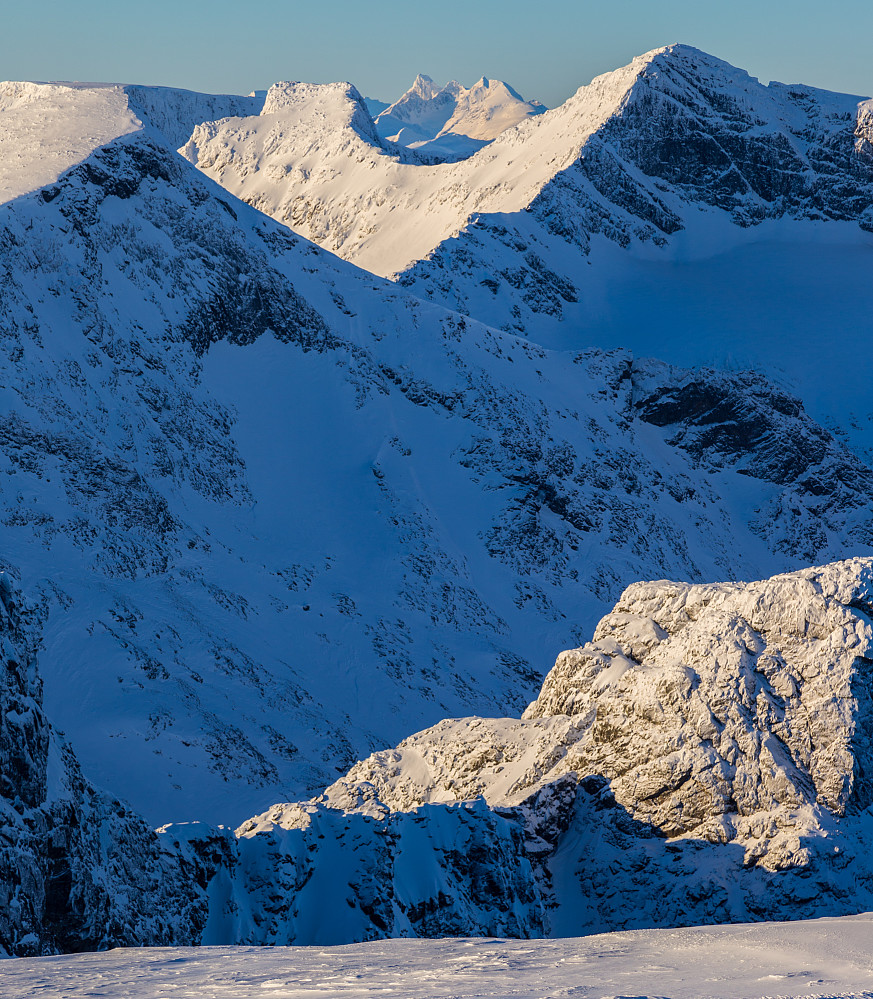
top-left (4, 80), bottom-right (872, 828)
top-left (183, 45), bottom-right (873, 454)
top-left (6, 915), bottom-right (873, 998)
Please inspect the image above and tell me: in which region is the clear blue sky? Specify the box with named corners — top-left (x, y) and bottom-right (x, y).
top-left (2, 0), bottom-right (871, 107)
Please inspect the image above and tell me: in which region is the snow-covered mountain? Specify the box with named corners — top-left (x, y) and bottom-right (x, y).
top-left (6, 76), bottom-right (873, 839)
top-left (165, 558), bottom-right (873, 944)
top-left (182, 45), bottom-right (873, 456)
top-left (372, 73), bottom-right (545, 160)
top-left (3, 59), bottom-right (873, 956)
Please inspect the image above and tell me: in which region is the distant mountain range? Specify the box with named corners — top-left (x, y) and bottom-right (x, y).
top-left (371, 73), bottom-right (545, 160)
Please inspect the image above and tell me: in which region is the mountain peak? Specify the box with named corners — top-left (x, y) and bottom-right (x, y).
top-left (373, 73), bottom-right (545, 160)
top-left (409, 73), bottom-right (438, 100)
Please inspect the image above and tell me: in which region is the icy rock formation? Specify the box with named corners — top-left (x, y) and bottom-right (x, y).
top-left (316, 558), bottom-right (873, 931)
top-left (0, 574), bottom-right (193, 957)
top-left (160, 797), bottom-right (541, 944)
top-left (143, 560), bottom-right (873, 944)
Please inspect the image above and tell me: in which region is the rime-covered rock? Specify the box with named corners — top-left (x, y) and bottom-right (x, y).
top-left (160, 797), bottom-right (541, 944)
top-left (318, 558), bottom-right (873, 931)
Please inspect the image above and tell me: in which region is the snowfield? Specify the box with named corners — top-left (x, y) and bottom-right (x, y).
top-left (5, 915), bottom-right (873, 998)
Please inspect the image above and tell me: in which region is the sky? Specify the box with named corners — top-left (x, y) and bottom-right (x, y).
top-left (1, 0), bottom-right (871, 107)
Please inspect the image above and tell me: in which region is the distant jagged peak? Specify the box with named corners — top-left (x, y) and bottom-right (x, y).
top-left (408, 73), bottom-right (439, 100)
top-left (374, 72), bottom-right (546, 158)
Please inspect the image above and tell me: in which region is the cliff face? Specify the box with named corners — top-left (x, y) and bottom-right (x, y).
top-left (91, 560), bottom-right (873, 948)
top-left (313, 558), bottom-right (873, 936)
top-left (0, 575), bottom-right (193, 956)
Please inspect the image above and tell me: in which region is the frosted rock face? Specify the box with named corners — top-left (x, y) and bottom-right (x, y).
top-left (317, 559), bottom-right (873, 931)
top-left (0, 576), bottom-right (192, 957)
top-left (147, 561), bottom-right (873, 943)
top-left (525, 561), bottom-right (873, 854)
top-left (161, 798), bottom-right (541, 944)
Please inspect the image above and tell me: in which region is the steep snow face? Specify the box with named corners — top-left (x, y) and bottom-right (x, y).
top-left (373, 74), bottom-right (545, 160)
top-left (124, 86), bottom-right (262, 148)
top-left (3, 80), bottom-right (873, 835)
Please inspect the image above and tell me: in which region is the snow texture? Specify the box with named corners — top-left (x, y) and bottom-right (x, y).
top-left (5, 915), bottom-right (873, 998)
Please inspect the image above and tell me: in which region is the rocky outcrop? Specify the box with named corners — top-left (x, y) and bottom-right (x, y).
top-left (0, 574), bottom-right (193, 957)
top-left (7, 558), bottom-right (873, 950)
top-left (317, 558), bottom-right (873, 932)
top-left (160, 797), bottom-right (541, 944)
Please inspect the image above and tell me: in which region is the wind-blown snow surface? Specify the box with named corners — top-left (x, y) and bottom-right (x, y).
top-left (3, 77), bottom-right (873, 832)
top-left (0, 83), bottom-right (139, 203)
top-left (5, 916), bottom-right (873, 998)
top-left (183, 45), bottom-right (873, 455)
top-left (0, 81), bottom-right (259, 205)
